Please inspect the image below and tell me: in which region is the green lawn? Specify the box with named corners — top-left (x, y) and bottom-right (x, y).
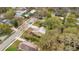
top-left (6, 40), bottom-right (21, 51)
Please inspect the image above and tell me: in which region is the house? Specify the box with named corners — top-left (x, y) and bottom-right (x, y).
top-left (15, 8), bottom-right (27, 18)
top-left (1, 19), bottom-right (12, 26)
top-left (23, 9), bottom-right (36, 18)
top-left (0, 19), bottom-right (12, 25)
top-left (29, 25), bottom-right (46, 36)
top-left (30, 9), bottom-right (36, 14)
top-left (18, 41), bottom-right (38, 51)
top-left (15, 10), bottom-right (26, 17)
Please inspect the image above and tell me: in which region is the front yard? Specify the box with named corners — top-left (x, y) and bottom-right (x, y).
top-left (6, 40), bottom-right (21, 51)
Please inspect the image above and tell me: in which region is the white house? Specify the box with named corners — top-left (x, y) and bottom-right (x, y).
top-left (30, 25), bottom-right (46, 36)
top-left (30, 9), bottom-right (36, 14)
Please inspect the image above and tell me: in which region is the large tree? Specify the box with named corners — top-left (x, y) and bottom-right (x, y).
top-left (0, 24), bottom-right (12, 35)
top-left (5, 9), bottom-right (15, 19)
top-left (41, 16), bottom-right (63, 30)
top-left (37, 30), bottom-right (79, 51)
top-left (0, 7), bottom-right (10, 13)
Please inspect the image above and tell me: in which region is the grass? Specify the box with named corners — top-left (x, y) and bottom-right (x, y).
top-left (6, 40), bottom-right (21, 51)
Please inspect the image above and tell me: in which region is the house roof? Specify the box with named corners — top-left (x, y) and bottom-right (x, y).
top-left (0, 19), bottom-right (11, 25)
top-left (30, 9), bottom-right (36, 14)
top-left (19, 41), bottom-right (38, 51)
top-left (30, 25), bottom-right (46, 34)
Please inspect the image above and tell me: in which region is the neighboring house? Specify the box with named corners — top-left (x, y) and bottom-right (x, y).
top-left (23, 9), bottom-right (36, 18)
top-left (0, 19), bottom-right (12, 26)
top-left (30, 9), bottom-right (36, 14)
top-left (15, 8), bottom-right (27, 18)
top-left (18, 41), bottom-right (38, 51)
top-left (29, 25), bottom-right (46, 36)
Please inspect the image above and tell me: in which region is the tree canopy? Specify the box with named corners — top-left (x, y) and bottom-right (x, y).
top-left (5, 9), bottom-right (15, 19)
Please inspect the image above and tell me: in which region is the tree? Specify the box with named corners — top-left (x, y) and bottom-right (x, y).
top-left (37, 30), bottom-right (79, 51)
top-left (61, 12), bottom-right (77, 33)
top-left (11, 20), bottom-right (18, 27)
top-left (64, 27), bottom-right (78, 34)
top-left (37, 30), bottom-right (65, 51)
top-left (42, 16), bottom-right (63, 30)
top-left (35, 8), bottom-right (54, 18)
top-left (0, 24), bottom-right (12, 35)
top-left (65, 13), bottom-right (77, 27)
top-left (5, 9), bottom-right (15, 19)
top-left (0, 7), bottom-right (10, 13)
